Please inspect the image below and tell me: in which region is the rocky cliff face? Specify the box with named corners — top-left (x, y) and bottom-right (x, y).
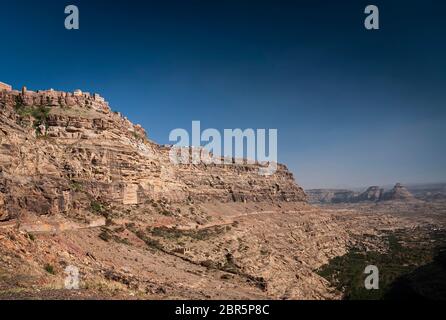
top-left (355, 186), bottom-right (384, 202)
top-left (0, 88), bottom-right (305, 221)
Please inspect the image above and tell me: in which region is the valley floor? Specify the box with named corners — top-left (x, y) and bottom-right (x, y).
top-left (1, 200), bottom-right (445, 300)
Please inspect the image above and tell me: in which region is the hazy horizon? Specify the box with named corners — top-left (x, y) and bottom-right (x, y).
top-left (303, 181), bottom-right (446, 191)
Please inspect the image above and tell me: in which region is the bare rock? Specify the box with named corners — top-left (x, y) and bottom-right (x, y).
top-left (382, 183), bottom-right (414, 201)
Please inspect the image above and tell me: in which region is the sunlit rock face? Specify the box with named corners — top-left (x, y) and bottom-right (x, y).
top-left (0, 88), bottom-right (306, 220)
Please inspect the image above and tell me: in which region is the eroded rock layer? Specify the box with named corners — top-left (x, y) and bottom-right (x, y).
top-left (0, 88), bottom-right (305, 221)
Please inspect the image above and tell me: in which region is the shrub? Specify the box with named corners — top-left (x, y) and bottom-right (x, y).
top-left (14, 104), bottom-right (51, 136)
top-left (44, 263), bottom-right (55, 275)
top-left (132, 131), bottom-right (147, 142)
top-left (161, 209), bottom-right (174, 217)
top-left (147, 226), bottom-right (224, 241)
top-left (99, 230), bottom-right (111, 242)
top-left (90, 200), bottom-right (104, 214)
top-left (70, 181), bottom-right (83, 192)
top-left (31, 105), bottom-right (51, 126)
top-left (131, 229), bottom-right (164, 251)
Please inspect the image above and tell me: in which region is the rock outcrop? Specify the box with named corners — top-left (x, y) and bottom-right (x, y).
top-left (355, 186), bottom-right (384, 202)
top-left (0, 87), bottom-right (306, 220)
top-left (381, 183), bottom-right (414, 201)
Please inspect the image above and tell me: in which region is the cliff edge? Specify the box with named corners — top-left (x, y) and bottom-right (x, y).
top-left (0, 85), bottom-right (305, 221)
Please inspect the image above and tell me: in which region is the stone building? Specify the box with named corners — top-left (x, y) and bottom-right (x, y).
top-left (0, 82), bottom-right (12, 91)
top-left (93, 93), bottom-right (105, 102)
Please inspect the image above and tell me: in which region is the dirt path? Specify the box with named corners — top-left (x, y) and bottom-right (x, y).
top-left (0, 217), bottom-right (106, 234)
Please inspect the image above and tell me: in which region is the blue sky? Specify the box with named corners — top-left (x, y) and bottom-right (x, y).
top-left (1, 0), bottom-right (445, 188)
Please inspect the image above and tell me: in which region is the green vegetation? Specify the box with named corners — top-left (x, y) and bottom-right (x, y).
top-left (47, 105), bottom-right (97, 119)
top-left (98, 229), bottom-right (111, 242)
top-left (160, 209), bottom-right (175, 217)
top-left (147, 225), bottom-right (225, 241)
top-left (14, 103), bottom-right (51, 136)
top-left (44, 264), bottom-right (55, 275)
top-left (124, 223), bottom-right (164, 251)
top-left (221, 253), bottom-right (239, 274)
top-left (317, 228), bottom-right (446, 300)
top-left (69, 181), bottom-right (83, 192)
top-left (384, 249), bottom-right (446, 300)
top-left (132, 131), bottom-right (143, 141)
top-left (90, 200), bottom-right (105, 214)
top-left (98, 227), bottom-right (131, 245)
top-left (147, 199), bottom-right (178, 217)
top-left (134, 229), bottom-right (164, 251)
top-left (30, 105), bottom-right (51, 127)
top-left (132, 130), bottom-right (148, 143)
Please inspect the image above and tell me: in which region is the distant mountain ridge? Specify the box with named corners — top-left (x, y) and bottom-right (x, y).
top-left (306, 183), bottom-right (445, 204)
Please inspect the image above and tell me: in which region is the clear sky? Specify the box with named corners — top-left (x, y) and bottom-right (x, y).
top-left (1, 0), bottom-right (445, 189)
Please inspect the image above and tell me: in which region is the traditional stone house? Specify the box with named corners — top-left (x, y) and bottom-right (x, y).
top-left (0, 82), bottom-right (12, 91)
top-left (93, 93), bottom-right (105, 102)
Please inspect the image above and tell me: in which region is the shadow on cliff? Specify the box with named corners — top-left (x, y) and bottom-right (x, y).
top-left (384, 249), bottom-right (446, 300)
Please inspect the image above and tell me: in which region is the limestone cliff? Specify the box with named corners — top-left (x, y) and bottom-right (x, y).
top-left (0, 87), bottom-right (305, 221)
top-left (381, 183), bottom-right (414, 201)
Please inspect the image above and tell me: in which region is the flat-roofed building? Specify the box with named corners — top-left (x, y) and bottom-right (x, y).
top-left (0, 82), bottom-right (12, 91)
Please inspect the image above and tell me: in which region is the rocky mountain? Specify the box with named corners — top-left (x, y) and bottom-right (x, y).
top-left (381, 183), bottom-right (415, 201)
top-left (306, 189), bottom-right (357, 204)
top-left (355, 186), bottom-right (384, 202)
top-left (307, 183), bottom-right (415, 204)
top-left (406, 183), bottom-right (446, 201)
top-left (0, 87), bottom-right (305, 222)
